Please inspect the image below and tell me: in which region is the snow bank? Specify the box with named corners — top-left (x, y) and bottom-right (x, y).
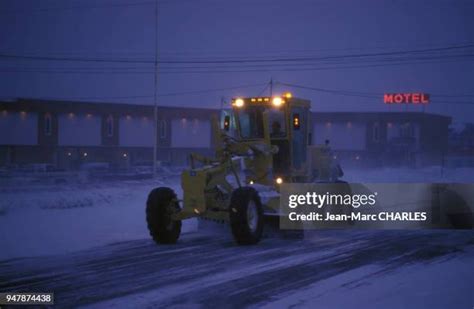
top-left (343, 167), bottom-right (474, 183)
top-left (0, 179), bottom-right (196, 260)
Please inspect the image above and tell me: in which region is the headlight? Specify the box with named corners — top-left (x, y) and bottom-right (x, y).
top-left (234, 98), bottom-right (244, 108)
top-left (272, 97), bottom-right (283, 107)
top-left (276, 177), bottom-right (283, 184)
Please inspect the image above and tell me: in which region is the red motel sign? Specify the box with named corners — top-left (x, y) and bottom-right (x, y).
top-left (384, 93), bottom-right (430, 104)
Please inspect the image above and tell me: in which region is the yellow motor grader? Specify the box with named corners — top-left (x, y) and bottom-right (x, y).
top-left (146, 93), bottom-right (343, 245)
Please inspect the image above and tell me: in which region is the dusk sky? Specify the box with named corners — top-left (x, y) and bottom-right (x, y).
top-left (1, 0), bottom-right (473, 123)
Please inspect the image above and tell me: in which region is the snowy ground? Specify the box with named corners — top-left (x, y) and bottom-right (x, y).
top-left (0, 167), bottom-right (473, 308)
top-left (1, 166), bottom-right (473, 260)
top-left (1, 231), bottom-right (472, 308)
top-left (257, 246), bottom-right (474, 309)
top-left (0, 176), bottom-right (196, 260)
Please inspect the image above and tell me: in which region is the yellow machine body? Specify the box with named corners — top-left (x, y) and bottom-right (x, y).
top-left (174, 95), bottom-right (342, 222)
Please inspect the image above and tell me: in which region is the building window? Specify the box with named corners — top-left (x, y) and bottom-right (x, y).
top-left (106, 115), bottom-right (114, 137)
top-left (160, 120), bottom-right (167, 139)
top-left (192, 118), bottom-right (199, 135)
top-left (44, 113), bottom-right (52, 136)
top-left (372, 122), bottom-right (380, 142)
top-left (400, 122), bottom-right (414, 138)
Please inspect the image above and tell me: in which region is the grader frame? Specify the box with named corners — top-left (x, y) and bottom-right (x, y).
top-left (146, 94), bottom-right (342, 245)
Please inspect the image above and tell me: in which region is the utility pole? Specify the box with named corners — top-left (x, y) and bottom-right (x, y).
top-left (152, 0), bottom-right (159, 178)
top-left (269, 77), bottom-right (273, 97)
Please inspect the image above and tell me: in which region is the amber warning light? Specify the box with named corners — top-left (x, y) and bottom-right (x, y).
top-left (384, 93), bottom-right (430, 104)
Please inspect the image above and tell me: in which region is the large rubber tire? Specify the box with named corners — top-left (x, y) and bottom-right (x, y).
top-left (229, 187), bottom-right (264, 245)
top-left (146, 187), bottom-right (182, 244)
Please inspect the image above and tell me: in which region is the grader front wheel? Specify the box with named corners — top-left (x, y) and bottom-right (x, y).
top-left (229, 187), bottom-right (264, 245)
top-left (146, 187), bottom-right (182, 244)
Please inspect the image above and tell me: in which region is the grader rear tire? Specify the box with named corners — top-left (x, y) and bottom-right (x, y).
top-left (146, 187), bottom-right (182, 244)
top-left (229, 187), bottom-right (264, 245)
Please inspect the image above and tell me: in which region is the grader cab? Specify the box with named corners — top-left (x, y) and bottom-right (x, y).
top-left (146, 93), bottom-right (344, 245)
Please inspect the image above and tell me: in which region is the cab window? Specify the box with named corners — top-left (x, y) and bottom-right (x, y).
top-left (268, 109), bottom-right (286, 138)
top-left (237, 106), bottom-right (265, 139)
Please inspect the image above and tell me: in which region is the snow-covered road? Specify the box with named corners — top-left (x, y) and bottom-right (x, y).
top-left (1, 230), bottom-right (472, 308)
top-left (1, 167), bottom-right (473, 308)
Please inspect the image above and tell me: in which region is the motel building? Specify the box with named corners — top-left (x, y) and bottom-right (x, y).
top-left (0, 98), bottom-right (450, 169)
top-left (0, 99), bottom-right (217, 170)
top-left (313, 112), bottom-right (451, 167)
